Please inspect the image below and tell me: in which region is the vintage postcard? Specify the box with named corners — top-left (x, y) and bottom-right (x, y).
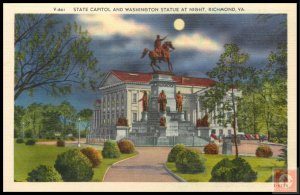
top-left (3, 3), bottom-right (298, 192)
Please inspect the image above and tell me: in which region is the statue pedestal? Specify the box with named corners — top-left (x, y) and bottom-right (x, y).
top-left (222, 137), bottom-right (233, 155)
top-left (178, 112), bottom-right (185, 121)
top-left (115, 126), bottom-right (130, 141)
top-left (160, 111), bottom-right (167, 118)
top-left (157, 126), bottom-right (169, 146)
top-left (149, 73), bottom-right (177, 113)
top-left (141, 111), bottom-right (148, 122)
top-left (197, 127), bottom-right (210, 141)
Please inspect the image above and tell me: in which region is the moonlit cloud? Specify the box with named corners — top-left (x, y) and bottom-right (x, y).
top-left (173, 33), bottom-right (222, 53)
top-left (77, 14), bottom-right (151, 37)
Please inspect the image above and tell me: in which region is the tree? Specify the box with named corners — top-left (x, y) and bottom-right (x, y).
top-left (40, 105), bottom-right (62, 138)
top-left (14, 105), bottom-right (25, 138)
top-left (201, 43), bottom-right (249, 159)
top-left (77, 108), bottom-right (93, 131)
top-left (58, 101), bottom-right (76, 136)
top-left (22, 103), bottom-right (44, 138)
top-left (237, 67), bottom-right (263, 134)
top-left (14, 14), bottom-right (101, 100)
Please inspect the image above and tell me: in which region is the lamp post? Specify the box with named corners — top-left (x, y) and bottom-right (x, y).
top-left (78, 117), bottom-right (81, 147)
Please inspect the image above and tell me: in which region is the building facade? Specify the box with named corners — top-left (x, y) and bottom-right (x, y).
top-left (89, 70), bottom-right (240, 143)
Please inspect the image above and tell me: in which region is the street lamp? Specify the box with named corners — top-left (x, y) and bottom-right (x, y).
top-left (78, 117), bottom-right (81, 147)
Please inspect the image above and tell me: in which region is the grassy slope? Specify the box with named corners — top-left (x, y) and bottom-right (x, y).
top-left (166, 154), bottom-right (285, 182)
top-left (14, 143), bottom-right (136, 182)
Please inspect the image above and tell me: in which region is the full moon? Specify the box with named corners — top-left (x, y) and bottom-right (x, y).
top-left (174, 18), bottom-right (185, 31)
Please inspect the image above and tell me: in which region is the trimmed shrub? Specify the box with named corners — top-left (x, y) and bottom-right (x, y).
top-left (16, 138), bottom-right (24, 143)
top-left (27, 165), bottom-right (62, 182)
top-left (175, 148), bottom-right (206, 173)
top-left (25, 139), bottom-right (36, 145)
top-left (69, 137), bottom-right (76, 141)
top-left (190, 148), bottom-right (202, 155)
top-left (56, 140), bottom-right (65, 147)
top-left (102, 140), bottom-right (121, 158)
top-left (167, 144), bottom-right (186, 162)
top-left (118, 139), bottom-right (135, 154)
top-left (54, 149), bottom-right (93, 181)
top-left (210, 158), bottom-right (257, 182)
top-left (80, 147), bottom-right (102, 168)
top-left (256, 145), bottom-right (273, 158)
top-left (204, 143), bottom-right (219, 154)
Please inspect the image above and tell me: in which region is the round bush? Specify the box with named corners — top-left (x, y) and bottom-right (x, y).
top-left (69, 137), bottom-right (76, 141)
top-left (16, 138), bottom-right (24, 143)
top-left (117, 139), bottom-right (135, 154)
top-left (256, 145), bottom-right (273, 158)
top-left (175, 148), bottom-right (206, 173)
top-left (102, 140), bottom-right (121, 158)
top-left (204, 143), bottom-right (219, 154)
top-left (54, 149), bottom-right (93, 181)
top-left (80, 147), bottom-right (102, 168)
top-left (25, 139), bottom-right (36, 145)
top-left (27, 165), bottom-right (62, 182)
top-left (210, 158), bottom-right (257, 182)
top-left (56, 140), bottom-right (65, 147)
top-left (167, 144), bottom-right (186, 162)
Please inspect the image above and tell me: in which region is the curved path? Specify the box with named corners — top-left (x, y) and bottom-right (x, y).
top-left (103, 147), bottom-right (178, 182)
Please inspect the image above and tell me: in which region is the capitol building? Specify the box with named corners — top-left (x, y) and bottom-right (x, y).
top-left (88, 70), bottom-right (240, 146)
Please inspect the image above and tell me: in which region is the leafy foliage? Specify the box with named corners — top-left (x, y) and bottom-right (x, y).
top-left (277, 146), bottom-right (287, 165)
top-left (56, 140), bottom-right (65, 147)
top-left (25, 139), bottom-right (36, 145)
top-left (102, 140), bottom-right (121, 158)
top-left (204, 143), bottom-right (219, 154)
top-left (117, 139), bottom-right (135, 154)
top-left (80, 147), bottom-right (102, 168)
top-left (200, 43), bottom-right (249, 158)
top-left (27, 165), bottom-right (62, 182)
top-left (54, 149), bottom-right (93, 181)
top-left (175, 148), bottom-right (206, 173)
top-left (256, 145), bottom-right (273, 158)
top-left (167, 144), bottom-right (186, 162)
top-left (14, 105), bottom-right (25, 138)
top-left (16, 138), bottom-right (24, 143)
top-left (14, 14), bottom-right (102, 100)
top-left (210, 158), bottom-right (257, 182)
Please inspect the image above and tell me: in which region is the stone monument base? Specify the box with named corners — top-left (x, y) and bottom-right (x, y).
top-left (141, 111), bottom-right (148, 122)
top-left (197, 127), bottom-right (211, 141)
top-left (116, 126), bottom-right (130, 141)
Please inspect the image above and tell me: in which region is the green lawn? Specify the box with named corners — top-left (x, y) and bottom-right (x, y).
top-left (166, 154), bottom-right (285, 182)
top-left (14, 142), bottom-right (136, 182)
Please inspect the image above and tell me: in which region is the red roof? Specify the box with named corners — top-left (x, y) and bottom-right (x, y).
top-left (111, 70), bottom-right (215, 87)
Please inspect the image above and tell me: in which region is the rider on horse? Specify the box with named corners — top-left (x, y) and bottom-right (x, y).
top-left (154, 35), bottom-right (167, 58)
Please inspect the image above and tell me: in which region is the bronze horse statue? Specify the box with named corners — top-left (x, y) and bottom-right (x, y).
top-left (141, 41), bottom-right (175, 72)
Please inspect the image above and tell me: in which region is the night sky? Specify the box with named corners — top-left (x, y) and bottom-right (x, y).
top-left (15, 14), bottom-right (287, 111)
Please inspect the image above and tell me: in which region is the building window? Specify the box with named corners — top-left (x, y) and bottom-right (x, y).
top-left (132, 112), bottom-right (137, 122)
top-left (132, 93), bottom-right (137, 104)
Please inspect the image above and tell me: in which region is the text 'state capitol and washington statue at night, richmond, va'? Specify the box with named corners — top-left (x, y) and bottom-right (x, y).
top-left (87, 35), bottom-right (240, 147)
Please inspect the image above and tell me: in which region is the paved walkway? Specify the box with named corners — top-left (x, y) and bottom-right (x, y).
top-left (232, 140), bottom-right (284, 157)
top-left (103, 147), bottom-right (178, 182)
